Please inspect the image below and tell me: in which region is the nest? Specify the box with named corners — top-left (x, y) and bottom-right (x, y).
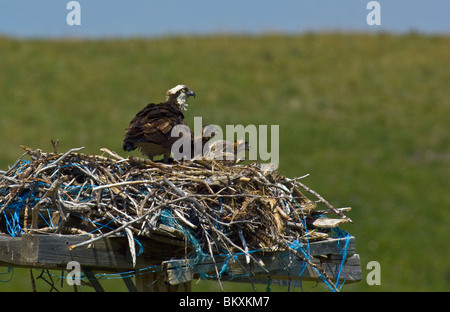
top-left (0, 146), bottom-right (352, 270)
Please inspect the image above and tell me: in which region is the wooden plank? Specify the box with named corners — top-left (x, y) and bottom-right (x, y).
top-left (0, 235), bottom-right (22, 265)
top-left (225, 254), bottom-right (362, 286)
top-left (1, 233), bottom-right (360, 289)
top-left (308, 236), bottom-right (355, 257)
top-left (19, 234), bottom-right (133, 270)
top-left (266, 253), bottom-right (362, 284)
top-left (0, 233), bottom-right (187, 271)
top-left (163, 253), bottom-right (361, 285)
top-left (162, 236), bottom-right (359, 285)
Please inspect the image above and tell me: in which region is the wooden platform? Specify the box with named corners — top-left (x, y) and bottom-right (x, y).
top-left (162, 236), bottom-right (361, 287)
top-left (0, 232), bottom-right (361, 291)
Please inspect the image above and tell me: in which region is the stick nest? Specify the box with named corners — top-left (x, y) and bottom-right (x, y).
top-left (0, 146), bottom-right (352, 258)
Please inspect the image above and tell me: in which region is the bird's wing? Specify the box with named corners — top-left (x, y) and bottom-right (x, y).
top-left (123, 102), bottom-right (187, 151)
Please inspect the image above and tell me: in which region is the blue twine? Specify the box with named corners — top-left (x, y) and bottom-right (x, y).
top-left (0, 187), bottom-right (35, 236)
top-left (72, 214), bottom-right (143, 257)
top-left (160, 209), bottom-right (207, 261)
top-left (289, 202), bottom-right (352, 292)
top-left (75, 214), bottom-right (117, 234)
top-left (133, 237), bottom-right (144, 257)
top-left (14, 160), bottom-right (30, 175)
top-left (2, 210), bottom-right (22, 237)
top-left (199, 254), bottom-right (252, 281)
top-left (219, 197), bottom-right (224, 213)
top-left (287, 239), bottom-right (337, 292)
top-left (290, 202), bottom-right (312, 291)
top-left (330, 227), bottom-right (351, 290)
top-left (38, 209), bottom-right (55, 228)
top-left (43, 264), bottom-right (160, 283)
top-left (160, 209), bottom-right (210, 282)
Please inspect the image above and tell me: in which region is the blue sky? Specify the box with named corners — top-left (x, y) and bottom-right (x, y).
top-left (0, 0), bottom-right (449, 38)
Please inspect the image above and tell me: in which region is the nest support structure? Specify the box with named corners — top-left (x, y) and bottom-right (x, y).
top-left (0, 146), bottom-right (361, 292)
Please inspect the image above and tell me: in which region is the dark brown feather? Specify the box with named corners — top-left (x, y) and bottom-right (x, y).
top-left (123, 102), bottom-right (190, 159)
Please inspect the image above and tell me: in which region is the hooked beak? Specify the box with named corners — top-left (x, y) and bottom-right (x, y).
top-left (187, 90), bottom-right (196, 98)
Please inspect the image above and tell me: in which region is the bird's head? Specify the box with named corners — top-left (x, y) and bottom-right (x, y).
top-left (166, 84), bottom-right (195, 111)
top-left (234, 139), bottom-right (250, 153)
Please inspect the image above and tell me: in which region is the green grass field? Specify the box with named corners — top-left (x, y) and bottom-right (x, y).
top-left (0, 33), bottom-right (449, 292)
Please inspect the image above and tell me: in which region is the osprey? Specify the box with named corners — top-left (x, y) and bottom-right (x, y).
top-left (203, 139), bottom-right (250, 165)
top-left (123, 84), bottom-right (195, 162)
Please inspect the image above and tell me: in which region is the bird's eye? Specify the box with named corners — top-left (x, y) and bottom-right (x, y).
top-left (181, 88), bottom-right (186, 93)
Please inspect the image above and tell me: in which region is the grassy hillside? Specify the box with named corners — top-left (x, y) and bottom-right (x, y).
top-left (0, 33), bottom-right (449, 292)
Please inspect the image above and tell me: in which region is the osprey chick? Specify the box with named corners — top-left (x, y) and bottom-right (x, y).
top-left (203, 138), bottom-right (250, 165)
top-left (123, 85), bottom-right (195, 162)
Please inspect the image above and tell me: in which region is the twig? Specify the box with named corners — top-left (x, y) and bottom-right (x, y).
top-left (35, 147), bottom-right (85, 176)
top-left (294, 180), bottom-right (352, 222)
top-left (68, 209), bottom-right (153, 250)
top-left (172, 209), bottom-right (197, 229)
top-left (51, 139), bottom-right (59, 154)
top-left (100, 148), bottom-right (125, 161)
top-left (204, 231), bottom-right (224, 291)
top-left (162, 176), bottom-right (205, 212)
top-left (0, 151), bottom-right (28, 182)
top-left (92, 180), bottom-right (150, 191)
top-left (238, 227), bottom-right (250, 264)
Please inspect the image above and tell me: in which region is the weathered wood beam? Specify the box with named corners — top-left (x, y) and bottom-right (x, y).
top-left (0, 233), bottom-right (186, 271)
top-left (224, 254), bottom-right (362, 287)
top-left (162, 236), bottom-right (361, 285)
top-left (0, 233), bottom-right (361, 289)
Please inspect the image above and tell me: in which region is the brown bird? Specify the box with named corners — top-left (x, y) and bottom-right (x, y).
top-left (123, 85), bottom-right (195, 163)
